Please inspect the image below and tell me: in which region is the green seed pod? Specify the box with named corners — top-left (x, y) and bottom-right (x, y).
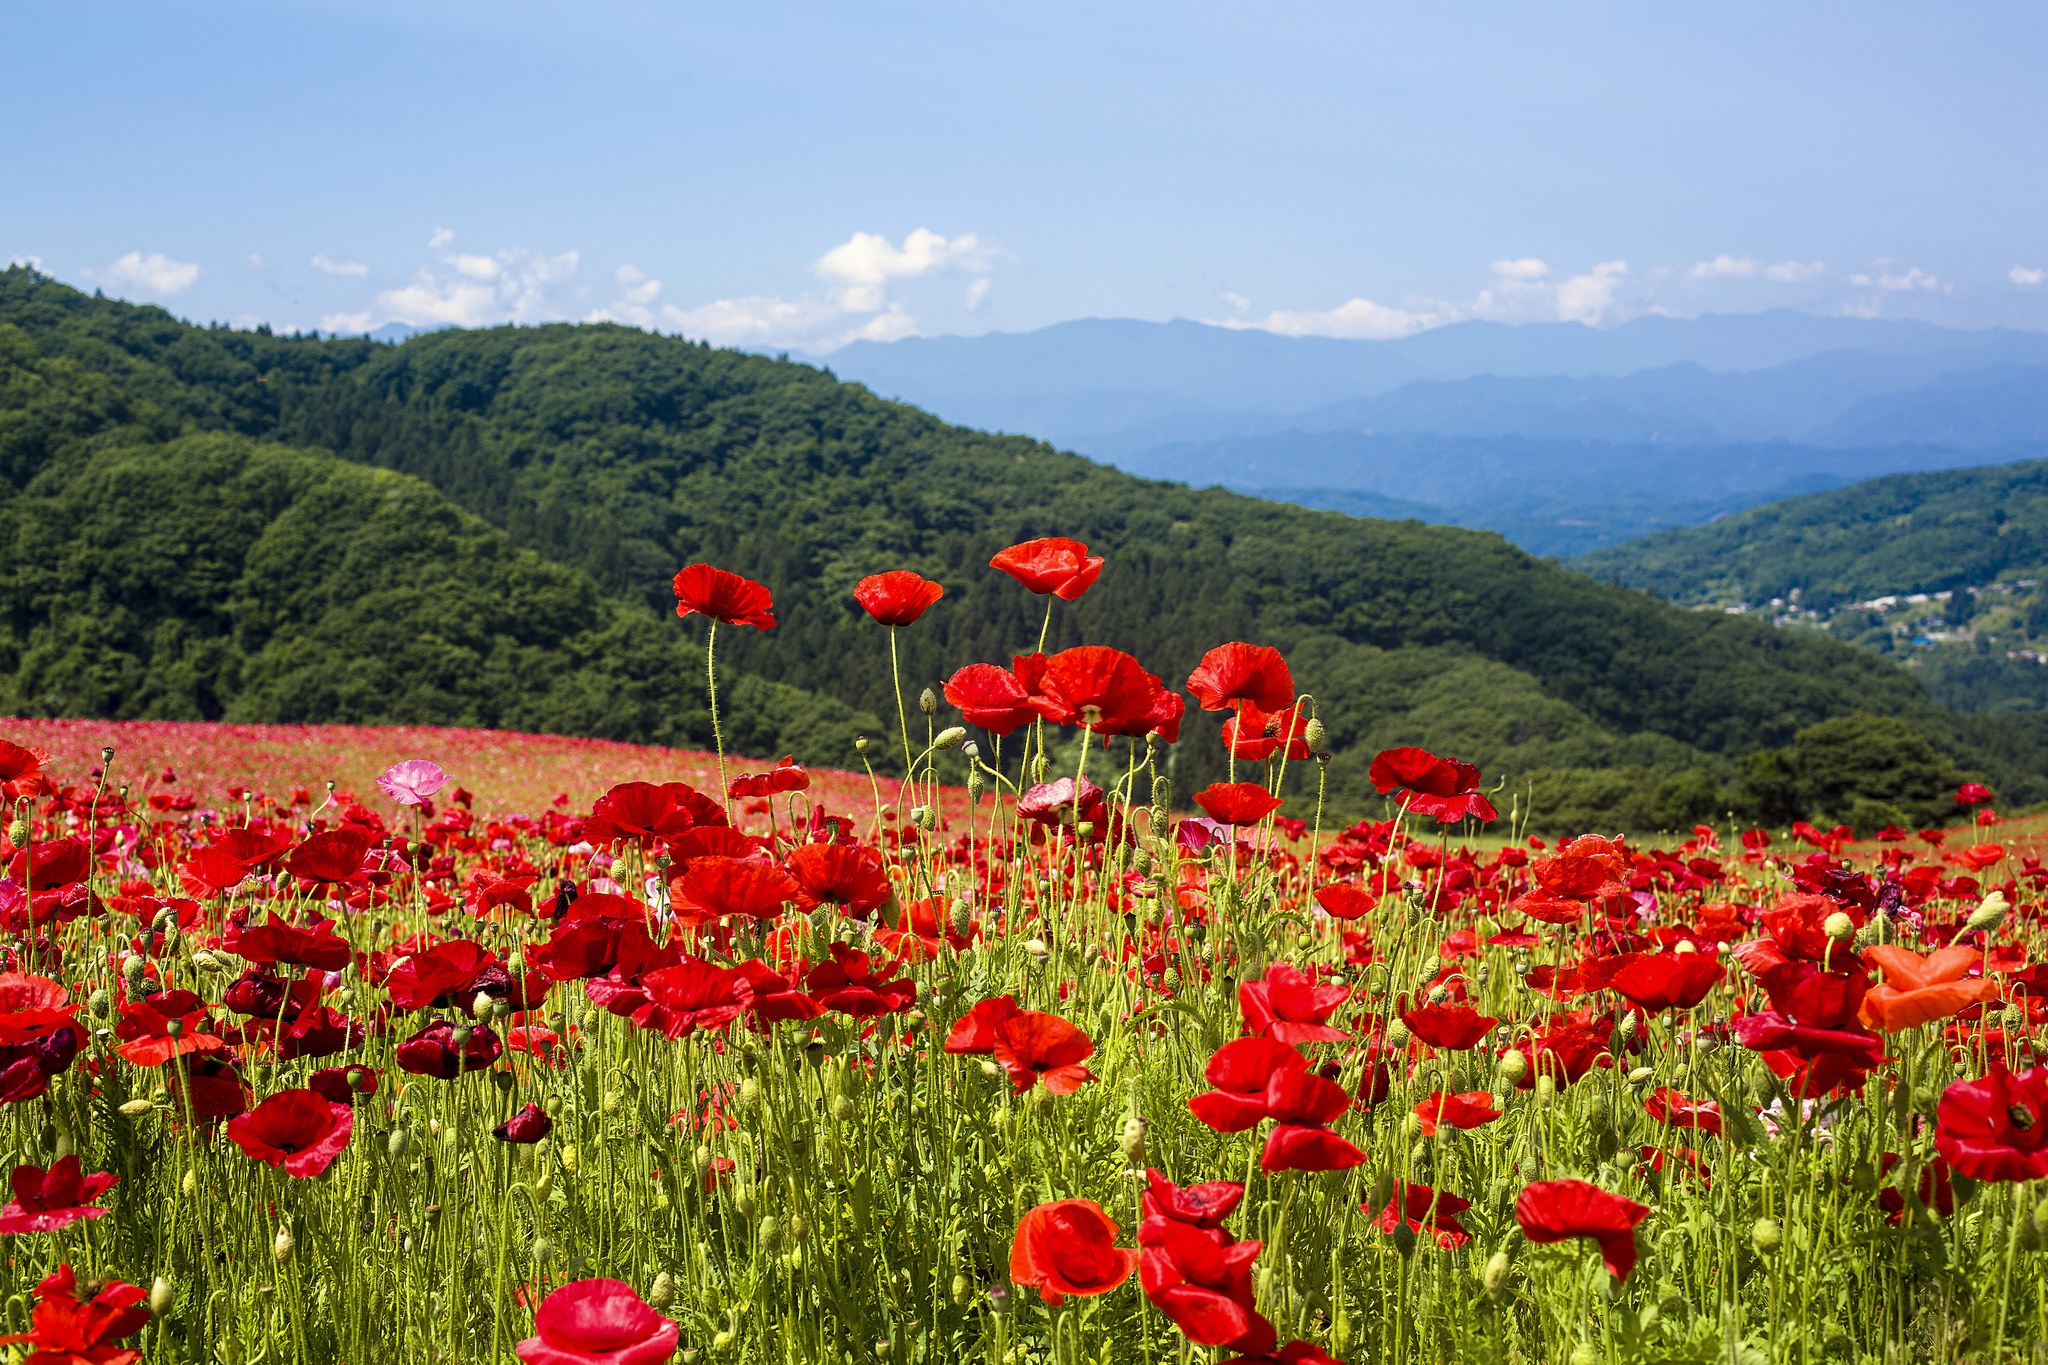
top-left (647, 1271), bottom-right (675, 1309)
top-left (1751, 1217), bottom-right (1782, 1255)
top-left (88, 988), bottom-right (112, 1021)
top-left (1303, 717), bottom-right (1327, 751)
top-left (855, 736), bottom-right (870, 755)
top-left (1822, 911), bottom-right (1855, 942)
top-left (950, 1274), bottom-right (971, 1306)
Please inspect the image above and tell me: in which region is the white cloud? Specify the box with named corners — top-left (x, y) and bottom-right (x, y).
top-left (320, 310), bottom-right (375, 334)
top-left (1470, 259), bottom-right (1631, 325)
top-left (964, 277), bottom-right (992, 311)
top-left (1764, 260), bottom-right (1826, 283)
top-left (7, 255), bottom-right (44, 272)
top-left (319, 231), bottom-right (581, 332)
top-left (428, 227), bottom-right (455, 249)
top-left (1551, 261), bottom-right (1630, 323)
top-left (586, 264), bottom-right (664, 327)
top-left (1490, 258), bottom-right (1549, 281)
top-left (1849, 264), bottom-right (1943, 292)
top-left (811, 228), bottom-right (998, 313)
top-left (248, 252), bottom-right (264, 268)
top-left (658, 294), bottom-right (848, 348)
top-left (1220, 290), bottom-right (1251, 315)
top-left (1689, 254), bottom-right (1759, 280)
top-left (92, 251), bottom-right (200, 299)
top-left (1236, 295), bottom-right (1440, 340)
top-left (2012, 265), bottom-right (2046, 287)
top-left (310, 253), bottom-right (370, 278)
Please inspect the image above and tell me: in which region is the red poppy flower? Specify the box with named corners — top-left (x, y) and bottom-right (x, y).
top-left (1194, 783), bottom-right (1283, 828)
top-left (516, 1277), bottom-right (680, 1365)
top-left (1642, 1086), bottom-right (1723, 1137)
top-left (990, 1011), bottom-right (1097, 1095)
top-left (853, 570), bottom-right (945, 626)
top-left (0, 1264), bottom-right (149, 1365)
top-left (1189, 1037), bottom-right (1306, 1133)
top-left (283, 829), bottom-right (371, 885)
top-left (114, 991), bottom-right (227, 1068)
top-left (584, 781), bottom-right (725, 848)
top-left (1876, 1152), bottom-right (1953, 1224)
top-left (181, 843), bottom-right (253, 897)
top-left (1017, 778), bottom-right (1107, 827)
top-left (1259, 1067), bottom-right (1366, 1173)
top-left (1010, 1199), bottom-right (1138, 1305)
top-left (1238, 963), bottom-right (1350, 1043)
top-left (1369, 1179), bottom-right (1472, 1248)
top-left (726, 756), bottom-right (809, 800)
top-left (1312, 883), bottom-right (1377, 921)
top-left (1141, 1169), bottom-right (1246, 1232)
top-left (1508, 1011), bottom-right (1622, 1090)
top-left (1513, 1179), bottom-right (1651, 1281)
top-left (307, 1065), bottom-right (378, 1106)
top-left (673, 563), bottom-right (776, 630)
top-left (733, 959), bottom-right (825, 1027)
top-left (6, 838), bottom-right (91, 893)
top-left (1609, 950), bottom-right (1725, 1012)
top-left (0, 741), bottom-right (53, 803)
top-left (1217, 1344), bottom-right (1345, 1365)
top-left (804, 943), bottom-right (916, 1018)
top-left (944, 663), bottom-right (1039, 736)
top-left (673, 857), bottom-right (799, 921)
top-left (944, 996), bottom-right (1022, 1054)
top-left (225, 1088), bottom-right (354, 1178)
top-left (990, 537), bottom-right (1104, 600)
top-left (634, 961), bottom-right (747, 1038)
top-left (1029, 646), bottom-right (1177, 735)
top-left (493, 1102), bottom-right (554, 1145)
top-left (784, 843), bottom-right (892, 915)
top-left (1186, 642), bottom-right (1294, 715)
top-left (1859, 944), bottom-right (2001, 1032)
top-left (1140, 1217), bottom-right (1272, 1349)
top-left (0, 1156), bottom-right (117, 1234)
top-left (1934, 1063), bottom-right (2048, 1183)
top-left (1367, 747), bottom-right (1498, 824)
top-left (394, 1020), bottom-right (504, 1079)
top-left (1399, 1002), bottom-right (1499, 1052)
top-left (228, 915), bottom-right (353, 972)
top-left (1220, 703), bottom-right (1312, 762)
top-left (1955, 782), bottom-right (1993, 807)
top-left (1412, 1091), bottom-right (1502, 1136)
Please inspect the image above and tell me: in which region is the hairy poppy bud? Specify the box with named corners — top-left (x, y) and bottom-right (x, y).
top-left (948, 898), bottom-right (973, 940)
top-left (1568, 1344), bottom-right (1599, 1365)
top-left (1304, 717), bottom-right (1327, 751)
top-left (116, 1097), bottom-right (153, 1119)
top-left (1822, 911), bottom-right (1854, 942)
top-left (855, 736), bottom-right (870, 755)
top-left (1391, 1221), bottom-right (1417, 1257)
top-left (1751, 1217), bottom-right (1782, 1254)
top-left (966, 768), bottom-right (986, 801)
top-left (1120, 1116), bottom-right (1148, 1166)
top-left (1967, 892), bottom-right (2011, 936)
top-left (7, 801), bottom-right (29, 850)
top-left (88, 988), bottom-right (112, 1021)
top-left (918, 688), bottom-right (938, 717)
top-left (1416, 955), bottom-right (1441, 984)
top-left (1024, 938), bottom-right (1051, 967)
top-left (1483, 1250), bottom-right (1511, 1302)
top-left (950, 1274), bottom-right (971, 1306)
top-left (272, 1227), bottom-right (295, 1261)
top-left (387, 1130), bottom-right (409, 1159)
top-left (122, 956), bottom-right (147, 993)
top-left (150, 1276), bottom-right (174, 1317)
top-left (1628, 1066), bottom-right (1655, 1086)
top-left (470, 992), bottom-right (494, 1022)
top-left (934, 726), bottom-right (967, 751)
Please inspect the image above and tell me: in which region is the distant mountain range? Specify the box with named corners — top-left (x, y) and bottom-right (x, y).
top-left (830, 313), bottom-right (2048, 556)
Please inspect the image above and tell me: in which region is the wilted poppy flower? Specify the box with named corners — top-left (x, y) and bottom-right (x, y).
top-left (1642, 1086), bottom-right (1723, 1137)
top-left (1239, 963), bottom-right (1350, 1043)
top-left (1010, 1199), bottom-right (1138, 1304)
top-left (1140, 1217), bottom-right (1271, 1349)
top-left (990, 537), bottom-right (1104, 600)
top-left (1513, 1179), bottom-right (1650, 1281)
top-left (990, 1011), bottom-right (1097, 1095)
top-left (1186, 643), bottom-right (1294, 715)
top-left (1412, 1091), bottom-right (1501, 1136)
top-left (493, 1102), bottom-right (554, 1145)
top-left (1368, 1180), bottom-right (1471, 1248)
top-left (1399, 1002), bottom-right (1499, 1052)
top-left (0, 1156), bottom-right (117, 1233)
top-left (1859, 945), bottom-right (2001, 1033)
top-left (515, 1277), bottom-right (679, 1365)
top-left (1934, 1063), bottom-right (2048, 1182)
top-left (395, 1020), bottom-right (504, 1079)
top-left (0, 1264), bottom-right (149, 1363)
top-left (1609, 950), bottom-right (1725, 1013)
top-left (225, 1088), bottom-right (354, 1178)
top-left (377, 759), bottom-right (448, 807)
top-left (672, 857), bottom-right (799, 921)
top-left (1367, 747), bottom-right (1497, 824)
top-left (853, 571), bottom-right (944, 626)
top-left (673, 563), bottom-right (776, 630)
top-left (1194, 783), bottom-right (1283, 827)
top-left (944, 663), bottom-right (1039, 736)
top-left (284, 829), bottom-right (372, 885)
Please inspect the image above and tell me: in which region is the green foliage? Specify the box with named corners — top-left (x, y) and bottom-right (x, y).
top-left (1732, 715), bottom-right (1967, 834)
top-left (3, 266), bottom-right (2043, 826)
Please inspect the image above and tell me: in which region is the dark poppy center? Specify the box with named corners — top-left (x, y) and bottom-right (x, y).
top-left (2010, 1104), bottom-right (2036, 1131)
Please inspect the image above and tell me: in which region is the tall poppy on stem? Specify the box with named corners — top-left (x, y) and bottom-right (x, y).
top-left (515, 1278), bottom-right (679, 1365)
top-left (673, 563), bottom-right (776, 802)
top-left (1513, 1179), bottom-right (1650, 1281)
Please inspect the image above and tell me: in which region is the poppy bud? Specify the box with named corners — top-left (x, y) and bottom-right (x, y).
top-left (918, 688), bottom-right (938, 717)
top-left (182, 1170), bottom-right (196, 1197)
top-left (150, 1276), bottom-right (174, 1317)
top-left (1304, 716), bottom-right (1327, 751)
top-left (950, 1274), bottom-right (971, 1306)
top-left (1028, 755), bottom-right (1050, 784)
top-left (122, 956), bottom-right (146, 992)
top-left (1024, 938), bottom-right (1051, 967)
top-left (1417, 955), bottom-right (1441, 983)
top-left (1161, 969), bottom-right (1182, 993)
top-left (470, 992), bottom-right (494, 1022)
top-left (966, 769), bottom-right (986, 801)
top-left (89, 988), bottom-right (112, 1020)
top-left (1426, 984), bottom-right (1449, 1005)
top-left (273, 1227), bottom-right (295, 1261)
top-left (1120, 1116), bottom-right (1148, 1166)
top-left (831, 1096), bottom-right (855, 1122)
top-left (1534, 1074), bottom-right (1555, 1105)
top-left (1628, 1066), bottom-right (1655, 1086)
top-left (918, 806), bottom-right (938, 833)
top-left (1386, 1020), bottom-right (1412, 1048)
top-left (1751, 1217), bottom-right (1782, 1254)
top-left (934, 726), bottom-right (967, 751)
top-left (1966, 892), bottom-right (2011, 936)
top-left (1822, 911), bottom-right (1854, 942)
top-left (1568, 1344), bottom-right (1599, 1365)
top-left (531, 1238), bottom-right (551, 1264)
top-left (7, 801), bottom-right (28, 850)
top-left (1391, 1221), bottom-right (1417, 1257)
top-left (388, 1130), bottom-right (409, 1159)
top-left (855, 737), bottom-right (870, 755)
top-left (987, 1284), bottom-right (1012, 1316)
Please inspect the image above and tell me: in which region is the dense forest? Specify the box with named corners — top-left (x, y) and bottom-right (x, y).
top-left (3, 267), bottom-right (2041, 831)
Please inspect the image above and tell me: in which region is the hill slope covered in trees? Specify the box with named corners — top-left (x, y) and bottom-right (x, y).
top-left (3, 267), bottom-right (2041, 830)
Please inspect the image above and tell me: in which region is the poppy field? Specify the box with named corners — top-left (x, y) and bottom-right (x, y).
top-left (1, 537), bottom-right (2046, 1365)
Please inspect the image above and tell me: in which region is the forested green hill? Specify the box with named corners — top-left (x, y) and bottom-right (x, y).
top-left (4, 267), bottom-right (2041, 830)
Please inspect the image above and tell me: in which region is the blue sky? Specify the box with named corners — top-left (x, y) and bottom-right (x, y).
top-left (8, 1), bottom-right (2046, 350)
